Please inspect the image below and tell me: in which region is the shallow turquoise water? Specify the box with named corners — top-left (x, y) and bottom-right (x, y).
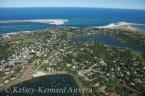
top-left (0, 8), bottom-right (145, 33)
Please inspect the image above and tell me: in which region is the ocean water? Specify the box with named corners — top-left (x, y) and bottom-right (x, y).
top-left (0, 7), bottom-right (145, 33)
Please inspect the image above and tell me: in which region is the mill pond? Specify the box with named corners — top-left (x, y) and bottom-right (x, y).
top-left (0, 74), bottom-right (83, 96)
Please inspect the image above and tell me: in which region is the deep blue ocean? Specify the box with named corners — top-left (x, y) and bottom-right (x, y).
top-left (0, 7), bottom-right (145, 34)
top-left (1, 8), bottom-right (145, 96)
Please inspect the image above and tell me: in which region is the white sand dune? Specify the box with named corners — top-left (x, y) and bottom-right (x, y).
top-left (97, 22), bottom-right (138, 31)
top-left (32, 71), bottom-right (47, 77)
top-left (0, 19), bottom-right (69, 25)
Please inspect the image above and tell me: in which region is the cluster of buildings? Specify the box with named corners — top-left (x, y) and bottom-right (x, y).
top-left (0, 27), bottom-right (144, 95)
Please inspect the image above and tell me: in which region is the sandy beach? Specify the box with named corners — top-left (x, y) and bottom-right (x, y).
top-left (32, 71), bottom-right (67, 78)
top-left (0, 19), bottom-right (69, 25)
top-left (98, 22), bottom-right (138, 31)
top-left (32, 71), bottom-right (47, 77)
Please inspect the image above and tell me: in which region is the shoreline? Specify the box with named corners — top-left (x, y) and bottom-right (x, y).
top-left (0, 71), bottom-right (82, 93)
top-left (0, 19), bottom-right (69, 25)
top-left (0, 24), bottom-right (136, 35)
top-left (0, 21), bottom-right (144, 36)
top-left (97, 22), bottom-right (137, 30)
top-left (32, 71), bottom-right (68, 77)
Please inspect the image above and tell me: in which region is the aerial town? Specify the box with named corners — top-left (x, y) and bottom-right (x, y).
top-left (0, 26), bottom-right (145, 96)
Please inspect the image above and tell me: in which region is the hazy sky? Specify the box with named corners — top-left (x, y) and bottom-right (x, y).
top-left (0, 0), bottom-right (145, 9)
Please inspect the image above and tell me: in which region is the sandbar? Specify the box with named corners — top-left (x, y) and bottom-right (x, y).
top-left (0, 19), bottom-right (69, 25)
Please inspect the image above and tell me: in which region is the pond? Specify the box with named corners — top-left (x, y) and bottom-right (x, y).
top-left (74, 34), bottom-right (145, 54)
top-left (0, 74), bottom-right (81, 96)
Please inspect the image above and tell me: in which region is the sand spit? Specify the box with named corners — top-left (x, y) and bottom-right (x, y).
top-left (0, 19), bottom-right (69, 25)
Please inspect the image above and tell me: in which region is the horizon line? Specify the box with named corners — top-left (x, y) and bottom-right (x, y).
top-left (0, 7), bottom-right (145, 10)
